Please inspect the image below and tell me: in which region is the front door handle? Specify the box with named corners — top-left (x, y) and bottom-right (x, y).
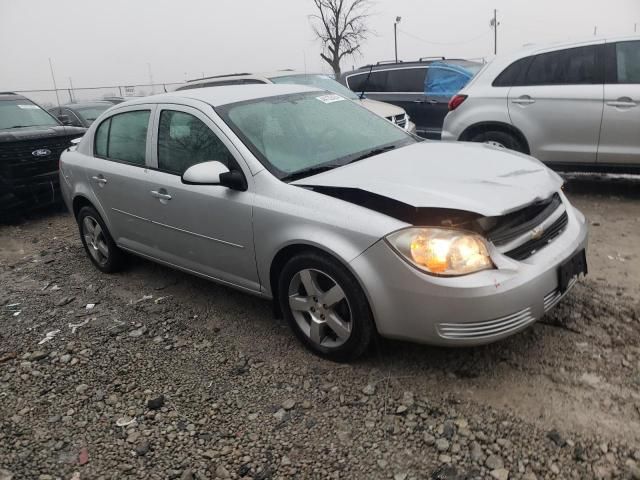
top-left (607, 97), bottom-right (637, 108)
top-left (91, 175), bottom-right (107, 185)
top-left (512, 95), bottom-right (536, 105)
top-left (150, 190), bottom-right (172, 201)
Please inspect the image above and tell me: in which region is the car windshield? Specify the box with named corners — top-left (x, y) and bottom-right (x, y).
top-left (218, 91), bottom-right (416, 180)
top-left (270, 74), bottom-right (359, 100)
top-left (76, 105), bottom-right (111, 124)
top-left (0, 99), bottom-right (60, 130)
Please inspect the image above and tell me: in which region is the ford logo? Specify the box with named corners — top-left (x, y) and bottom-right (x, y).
top-left (32, 149), bottom-right (51, 157)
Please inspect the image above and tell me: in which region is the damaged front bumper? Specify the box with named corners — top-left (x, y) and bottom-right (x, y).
top-left (350, 200), bottom-right (589, 346)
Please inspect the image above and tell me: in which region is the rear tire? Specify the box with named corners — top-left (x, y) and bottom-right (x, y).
top-left (277, 251), bottom-right (374, 362)
top-left (470, 130), bottom-right (525, 153)
top-left (77, 206), bottom-right (124, 273)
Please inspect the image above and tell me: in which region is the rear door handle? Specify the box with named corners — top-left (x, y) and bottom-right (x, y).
top-left (512, 95), bottom-right (536, 105)
top-left (607, 97), bottom-right (637, 108)
top-left (91, 175), bottom-right (107, 185)
top-left (150, 190), bottom-right (172, 201)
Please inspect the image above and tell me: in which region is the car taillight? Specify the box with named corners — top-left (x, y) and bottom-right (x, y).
top-left (448, 94), bottom-right (468, 111)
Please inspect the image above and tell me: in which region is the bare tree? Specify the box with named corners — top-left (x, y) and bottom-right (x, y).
top-left (310, 0), bottom-right (371, 75)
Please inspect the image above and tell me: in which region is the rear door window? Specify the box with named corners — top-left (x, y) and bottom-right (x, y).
top-left (94, 110), bottom-right (150, 165)
top-left (615, 40), bottom-right (640, 83)
top-left (425, 66), bottom-right (472, 97)
top-left (524, 45), bottom-right (602, 85)
top-left (346, 71), bottom-right (388, 92)
top-left (385, 68), bottom-right (427, 92)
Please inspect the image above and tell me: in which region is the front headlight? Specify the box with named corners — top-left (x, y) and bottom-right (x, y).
top-left (386, 227), bottom-right (494, 276)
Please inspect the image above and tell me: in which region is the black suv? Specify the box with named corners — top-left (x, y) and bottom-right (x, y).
top-left (0, 93), bottom-right (85, 220)
top-left (339, 58), bottom-right (482, 139)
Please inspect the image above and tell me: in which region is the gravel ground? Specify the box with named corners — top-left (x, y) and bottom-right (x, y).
top-left (1, 175), bottom-right (640, 480)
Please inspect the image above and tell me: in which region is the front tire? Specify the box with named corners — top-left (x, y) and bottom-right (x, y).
top-left (77, 206), bottom-right (124, 273)
top-left (470, 130), bottom-right (525, 153)
top-left (277, 251), bottom-right (374, 362)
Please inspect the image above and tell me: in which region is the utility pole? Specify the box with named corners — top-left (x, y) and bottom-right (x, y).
top-left (48, 58), bottom-right (61, 109)
top-left (68, 77), bottom-right (75, 103)
top-left (394, 17), bottom-right (402, 63)
top-left (147, 62), bottom-right (154, 93)
top-left (635, 23), bottom-right (637, 33)
top-left (490, 10), bottom-right (499, 55)
top-left (594, 26), bottom-right (597, 36)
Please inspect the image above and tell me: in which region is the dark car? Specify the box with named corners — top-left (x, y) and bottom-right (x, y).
top-left (339, 58), bottom-right (482, 139)
top-left (49, 101), bottom-right (112, 128)
top-left (0, 93), bottom-right (85, 220)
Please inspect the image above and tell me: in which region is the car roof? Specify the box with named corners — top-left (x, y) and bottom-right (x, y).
top-left (0, 92), bottom-right (28, 101)
top-left (119, 83), bottom-right (322, 108)
top-left (61, 101), bottom-right (113, 109)
top-left (347, 58), bottom-right (482, 73)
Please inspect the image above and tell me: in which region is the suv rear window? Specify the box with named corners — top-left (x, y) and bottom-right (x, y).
top-left (524, 45), bottom-right (601, 85)
top-left (492, 57), bottom-right (532, 87)
top-left (346, 71), bottom-right (388, 92)
top-left (385, 68), bottom-right (426, 92)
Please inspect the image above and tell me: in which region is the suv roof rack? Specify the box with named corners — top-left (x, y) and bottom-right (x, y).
top-left (418, 56), bottom-right (446, 61)
top-left (0, 91), bottom-right (17, 95)
top-left (187, 73), bottom-right (252, 83)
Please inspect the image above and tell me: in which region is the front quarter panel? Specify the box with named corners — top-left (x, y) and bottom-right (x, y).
top-left (252, 171), bottom-right (406, 297)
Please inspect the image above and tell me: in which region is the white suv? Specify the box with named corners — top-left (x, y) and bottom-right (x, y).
top-left (442, 36), bottom-right (640, 171)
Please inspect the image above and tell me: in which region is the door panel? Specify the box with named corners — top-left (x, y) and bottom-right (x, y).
top-left (508, 85), bottom-right (603, 163)
top-left (86, 107), bottom-right (160, 256)
top-left (597, 40), bottom-right (640, 165)
top-left (144, 170), bottom-right (259, 291)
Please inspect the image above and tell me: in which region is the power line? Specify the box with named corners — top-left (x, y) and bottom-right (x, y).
top-left (398, 28), bottom-right (491, 46)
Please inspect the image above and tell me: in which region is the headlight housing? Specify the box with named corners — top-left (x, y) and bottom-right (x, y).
top-left (386, 227), bottom-right (494, 276)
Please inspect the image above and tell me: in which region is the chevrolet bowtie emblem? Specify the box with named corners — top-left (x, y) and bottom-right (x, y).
top-left (530, 226), bottom-right (544, 240)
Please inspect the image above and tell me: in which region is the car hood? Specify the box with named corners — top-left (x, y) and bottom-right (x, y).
top-left (293, 141), bottom-right (563, 218)
top-left (358, 98), bottom-right (405, 118)
top-left (0, 125), bottom-right (86, 143)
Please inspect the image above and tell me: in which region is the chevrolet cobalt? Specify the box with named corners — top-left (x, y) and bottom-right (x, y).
top-left (60, 84), bottom-right (588, 361)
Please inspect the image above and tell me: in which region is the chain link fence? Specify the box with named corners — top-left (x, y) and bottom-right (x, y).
top-left (9, 82), bottom-right (185, 108)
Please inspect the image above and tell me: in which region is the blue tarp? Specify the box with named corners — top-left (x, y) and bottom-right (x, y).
top-left (425, 61), bottom-right (475, 97)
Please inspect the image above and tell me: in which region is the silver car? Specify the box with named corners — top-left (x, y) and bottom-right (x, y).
top-left (60, 84), bottom-right (588, 361)
top-left (442, 35), bottom-right (640, 171)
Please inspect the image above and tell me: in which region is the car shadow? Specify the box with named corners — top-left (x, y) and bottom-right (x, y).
top-left (561, 172), bottom-right (640, 199)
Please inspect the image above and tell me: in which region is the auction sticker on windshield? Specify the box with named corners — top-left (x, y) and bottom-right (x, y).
top-left (316, 94), bottom-right (345, 104)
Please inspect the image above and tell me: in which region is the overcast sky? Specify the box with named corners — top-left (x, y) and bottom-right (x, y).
top-left (1, 0), bottom-right (639, 91)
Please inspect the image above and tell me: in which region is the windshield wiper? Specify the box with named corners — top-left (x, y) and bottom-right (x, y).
top-left (347, 145), bottom-right (397, 164)
top-left (5, 125), bottom-right (32, 129)
top-left (282, 164), bottom-right (342, 182)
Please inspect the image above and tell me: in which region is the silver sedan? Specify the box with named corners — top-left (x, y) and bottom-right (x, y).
top-left (60, 84), bottom-right (588, 361)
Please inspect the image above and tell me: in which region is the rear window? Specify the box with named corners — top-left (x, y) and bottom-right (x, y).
top-left (524, 45), bottom-right (601, 85)
top-left (385, 68), bottom-right (427, 92)
top-left (492, 57), bottom-right (532, 87)
top-left (94, 110), bottom-right (150, 165)
top-left (346, 71), bottom-right (388, 92)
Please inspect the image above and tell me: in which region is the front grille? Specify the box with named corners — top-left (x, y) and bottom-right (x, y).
top-left (437, 307), bottom-right (535, 340)
top-left (0, 136), bottom-right (75, 183)
top-left (386, 113), bottom-right (407, 128)
top-left (505, 212), bottom-right (569, 261)
top-left (488, 193), bottom-right (562, 246)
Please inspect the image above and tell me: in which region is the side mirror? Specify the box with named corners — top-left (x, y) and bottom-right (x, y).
top-left (58, 114), bottom-right (71, 125)
top-left (182, 161), bottom-right (247, 191)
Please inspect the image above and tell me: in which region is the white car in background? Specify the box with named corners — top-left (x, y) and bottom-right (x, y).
top-left (176, 71), bottom-right (416, 134)
top-left (442, 35), bottom-right (640, 171)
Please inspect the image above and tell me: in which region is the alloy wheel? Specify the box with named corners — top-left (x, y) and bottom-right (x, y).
top-left (287, 268), bottom-right (353, 348)
top-left (82, 215), bottom-right (110, 266)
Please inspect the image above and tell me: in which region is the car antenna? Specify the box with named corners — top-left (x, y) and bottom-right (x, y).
top-left (359, 64), bottom-right (374, 100)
